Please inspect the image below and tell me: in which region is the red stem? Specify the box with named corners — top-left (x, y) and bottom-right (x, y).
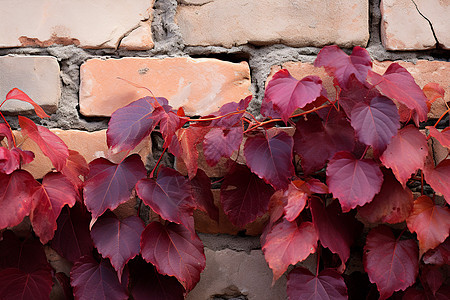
top-left (243, 104), bottom-right (331, 134)
top-left (433, 107), bottom-right (450, 128)
top-left (316, 243), bottom-right (321, 276)
top-left (150, 146), bottom-right (168, 178)
top-left (184, 110), bottom-right (246, 123)
top-left (360, 146), bottom-right (370, 160)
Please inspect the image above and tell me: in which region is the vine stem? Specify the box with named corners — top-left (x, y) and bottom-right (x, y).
top-left (433, 107), bottom-right (450, 128)
top-left (421, 171), bottom-right (424, 195)
top-left (149, 145), bottom-right (168, 178)
top-left (183, 110), bottom-right (245, 123)
top-left (396, 227), bottom-right (407, 243)
top-left (316, 242), bottom-right (321, 276)
top-left (243, 104), bottom-right (332, 134)
top-left (360, 146), bottom-right (370, 160)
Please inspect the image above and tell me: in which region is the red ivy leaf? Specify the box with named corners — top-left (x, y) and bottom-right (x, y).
top-left (380, 125), bottom-right (428, 187)
top-left (422, 265), bottom-right (444, 296)
top-left (367, 63), bottom-right (428, 122)
top-left (136, 166), bottom-right (194, 228)
top-left (0, 170), bottom-right (38, 229)
top-left (364, 226), bottom-right (419, 300)
top-left (244, 131), bottom-right (294, 190)
top-left (176, 127), bottom-right (210, 179)
top-left (91, 212), bottom-right (145, 279)
top-left (71, 255), bottom-right (128, 300)
top-left (61, 150), bottom-right (89, 192)
top-left (294, 111), bottom-right (355, 174)
top-left (84, 154), bottom-right (147, 218)
top-left (264, 70), bottom-right (323, 123)
top-left (18, 116), bottom-right (69, 171)
top-left (107, 96), bottom-right (159, 153)
top-left (140, 222), bottom-right (205, 291)
top-left (314, 45), bottom-right (372, 89)
top-left (191, 169), bottom-right (219, 222)
top-left (129, 259), bottom-right (185, 300)
top-left (0, 147), bottom-right (34, 174)
top-left (0, 268), bottom-right (52, 300)
top-left (311, 198), bottom-right (362, 265)
top-left (51, 204), bottom-right (93, 263)
top-left (422, 238), bottom-right (450, 265)
top-left (30, 172), bottom-right (78, 244)
top-left (203, 126), bottom-right (243, 166)
top-left (350, 96), bottom-right (400, 155)
top-left (0, 231), bottom-right (52, 300)
top-left (5, 88), bottom-right (50, 118)
top-left (427, 126), bottom-right (450, 149)
top-left (283, 181), bottom-right (308, 222)
top-left (406, 195), bottom-right (450, 256)
top-left (262, 219), bottom-right (318, 282)
top-left (326, 151), bottom-right (383, 212)
top-left (220, 164), bottom-right (274, 227)
top-left (287, 267), bottom-right (348, 300)
top-left (423, 159), bottom-right (450, 205)
top-left (357, 169), bottom-right (414, 224)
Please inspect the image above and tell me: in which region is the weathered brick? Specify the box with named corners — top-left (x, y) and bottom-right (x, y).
top-left (187, 247), bottom-right (316, 300)
top-left (0, 0), bottom-right (154, 49)
top-left (194, 190), bottom-right (268, 236)
top-left (0, 56), bottom-right (60, 115)
top-left (79, 57), bottom-right (251, 117)
top-left (380, 0), bottom-right (450, 50)
top-left (176, 0), bottom-right (369, 48)
top-left (267, 60), bottom-right (449, 120)
top-left (14, 129), bottom-right (151, 179)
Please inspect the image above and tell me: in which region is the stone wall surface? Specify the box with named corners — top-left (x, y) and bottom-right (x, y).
top-left (0, 0), bottom-right (449, 299)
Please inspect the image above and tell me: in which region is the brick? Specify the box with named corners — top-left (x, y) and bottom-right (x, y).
top-left (267, 60), bottom-right (450, 120)
top-left (187, 247), bottom-right (316, 300)
top-left (186, 248), bottom-right (287, 300)
top-left (0, 56), bottom-right (60, 115)
top-left (380, 0), bottom-right (450, 50)
top-left (79, 57), bottom-right (251, 117)
top-left (194, 190), bottom-right (268, 236)
top-left (372, 60), bottom-right (450, 120)
top-left (0, 0), bottom-right (154, 49)
top-left (176, 0), bottom-right (369, 48)
top-left (14, 129), bottom-right (151, 179)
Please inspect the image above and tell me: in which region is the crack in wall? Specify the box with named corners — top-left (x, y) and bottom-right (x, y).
top-left (410, 0), bottom-right (440, 48)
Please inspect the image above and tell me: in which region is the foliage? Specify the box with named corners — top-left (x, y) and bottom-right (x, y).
top-left (0, 45), bottom-right (449, 299)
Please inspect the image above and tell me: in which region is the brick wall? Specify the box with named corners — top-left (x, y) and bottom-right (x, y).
top-left (0, 0), bottom-right (448, 299)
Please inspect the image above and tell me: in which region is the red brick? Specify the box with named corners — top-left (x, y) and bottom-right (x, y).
top-left (380, 0), bottom-right (450, 50)
top-left (79, 57), bottom-right (251, 117)
top-left (176, 0), bottom-right (369, 48)
top-left (267, 60), bottom-right (450, 120)
top-left (0, 56), bottom-right (60, 115)
top-left (14, 129), bottom-right (151, 179)
top-left (0, 1), bottom-right (154, 49)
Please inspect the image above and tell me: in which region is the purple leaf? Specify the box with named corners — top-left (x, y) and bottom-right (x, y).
top-left (91, 212), bottom-right (145, 279)
top-left (84, 154), bottom-right (147, 218)
top-left (220, 164), bottom-right (274, 227)
top-left (350, 96), bottom-right (400, 155)
top-left (244, 131), bottom-right (294, 190)
top-left (203, 126), bottom-right (243, 166)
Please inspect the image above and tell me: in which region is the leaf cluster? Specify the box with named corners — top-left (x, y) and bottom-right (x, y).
top-left (0, 45), bottom-right (449, 299)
